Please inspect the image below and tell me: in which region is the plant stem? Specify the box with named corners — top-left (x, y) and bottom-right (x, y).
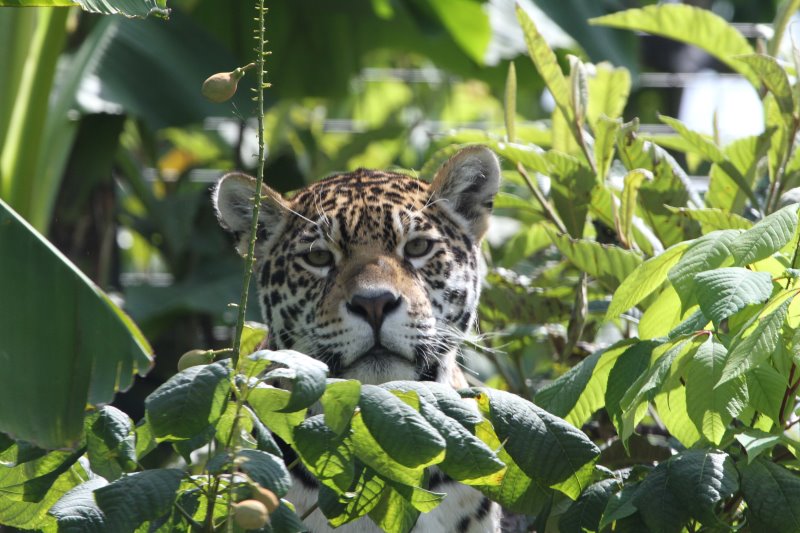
top-left (231, 0), bottom-right (269, 366)
top-left (516, 162), bottom-right (569, 235)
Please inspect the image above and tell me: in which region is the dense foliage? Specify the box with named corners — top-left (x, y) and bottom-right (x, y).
top-left (3, 1), bottom-right (800, 532)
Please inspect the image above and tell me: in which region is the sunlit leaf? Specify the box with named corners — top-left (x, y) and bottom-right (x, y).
top-left (591, 4), bottom-right (758, 86)
top-left (665, 206), bottom-right (752, 232)
top-left (0, 0), bottom-right (169, 19)
top-left (248, 349), bottom-right (328, 412)
top-left (737, 54), bottom-right (795, 125)
top-left (694, 268), bottom-right (774, 327)
top-left (729, 204), bottom-right (798, 266)
top-left (548, 230), bottom-right (643, 290)
top-left (619, 169), bottom-right (651, 248)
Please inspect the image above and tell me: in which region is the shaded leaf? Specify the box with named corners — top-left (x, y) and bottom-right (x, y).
top-left (236, 449), bottom-right (291, 498)
top-left (94, 469), bottom-right (183, 533)
top-left (737, 54), bottom-right (795, 125)
top-left (49, 478), bottom-right (109, 533)
top-left (694, 268), bottom-right (773, 327)
top-left (0, 0), bottom-right (169, 18)
top-left (740, 459), bottom-right (800, 533)
top-left (85, 406), bottom-right (137, 481)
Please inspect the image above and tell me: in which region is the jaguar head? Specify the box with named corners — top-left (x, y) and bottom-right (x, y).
top-left (214, 146), bottom-right (500, 385)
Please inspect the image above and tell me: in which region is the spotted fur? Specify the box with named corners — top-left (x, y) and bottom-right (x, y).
top-left (214, 146), bottom-right (501, 532)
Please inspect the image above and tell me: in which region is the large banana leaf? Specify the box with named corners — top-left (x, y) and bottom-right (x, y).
top-left (0, 0), bottom-right (168, 18)
top-left (0, 200), bottom-right (152, 449)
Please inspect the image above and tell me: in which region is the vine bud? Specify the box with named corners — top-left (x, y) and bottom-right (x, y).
top-left (201, 64), bottom-right (254, 103)
top-left (252, 486), bottom-right (280, 513)
top-left (233, 499), bottom-right (269, 529)
top-left (177, 349), bottom-right (213, 371)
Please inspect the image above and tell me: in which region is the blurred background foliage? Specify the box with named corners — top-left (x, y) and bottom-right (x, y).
top-left (0, 0), bottom-right (790, 419)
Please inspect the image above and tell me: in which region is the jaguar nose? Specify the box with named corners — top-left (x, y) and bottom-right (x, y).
top-left (346, 291), bottom-right (402, 332)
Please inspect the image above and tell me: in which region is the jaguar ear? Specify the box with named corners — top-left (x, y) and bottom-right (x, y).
top-left (213, 172), bottom-right (289, 255)
top-left (430, 145), bottom-right (500, 239)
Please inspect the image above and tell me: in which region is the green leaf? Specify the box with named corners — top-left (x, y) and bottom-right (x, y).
top-left (515, 4), bottom-right (575, 139)
top-left (248, 349), bottom-right (328, 412)
top-left (144, 360), bottom-right (231, 442)
top-left (559, 478), bottom-right (619, 533)
top-left (547, 230), bottom-right (643, 290)
top-left (0, 199), bottom-right (152, 448)
top-left (607, 242), bottom-right (690, 319)
top-left (745, 365), bottom-right (787, 424)
top-left (590, 4), bottom-right (758, 86)
top-left (294, 415), bottom-right (354, 492)
top-left (238, 322), bottom-right (268, 359)
top-left (368, 483), bottom-right (420, 533)
top-left (740, 459), bottom-right (800, 533)
top-left (320, 379), bottom-right (361, 435)
top-left (49, 478), bottom-right (109, 532)
top-left (474, 388), bottom-right (599, 498)
top-left (730, 204), bottom-right (799, 266)
top-left (737, 54), bottom-right (795, 125)
top-left (654, 386), bottom-right (701, 447)
top-left (639, 450), bottom-right (738, 528)
top-left (236, 449), bottom-right (291, 498)
top-left (599, 481), bottom-right (640, 529)
top-left (587, 64), bottom-right (630, 128)
top-left (685, 338), bottom-right (747, 445)
top-left (594, 115), bottom-right (621, 180)
top-left (665, 206), bottom-right (752, 232)
top-left (606, 341), bottom-right (656, 441)
top-left (546, 151), bottom-right (596, 238)
top-left (0, 0), bottom-right (170, 18)
top-left (694, 268), bottom-right (774, 327)
top-left (719, 297), bottom-right (792, 385)
top-left (425, 0), bottom-right (491, 64)
top-left (319, 465), bottom-right (386, 527)
top-left (504, 61), bottom-right (516, 142)
top-left (246, 388), bottom-right (307, 446)
top-left (668, 230), bottom-right (740, 310)
top-left (85, 406), bottom-right (137, 481)
top-left (707, 131), bottom-right (774, 213)
top-left (536, 339), bottom-right (637, 427)
top-left (735, 429), bottom-right (785, 463)
top-left (349, 413), bottom-right (424, 487)
top-left (94, 469), bottom-right (183, 532)
top-left (358, 385), bottom-right (445, 469)
top-left (619, 169), bottom-right (650, 248)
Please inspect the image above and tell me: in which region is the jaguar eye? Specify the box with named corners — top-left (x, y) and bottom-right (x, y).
top-left (404, 238), bottom-right (434, 258)
top-left (303, 249), bottom-right (334, 267)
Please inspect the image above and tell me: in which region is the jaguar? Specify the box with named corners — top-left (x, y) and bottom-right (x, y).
top-left (214, 145), bottom-right (501, 532)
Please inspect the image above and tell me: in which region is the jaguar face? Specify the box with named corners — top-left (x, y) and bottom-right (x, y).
top-left (214, 146), bottom-right (500, 386)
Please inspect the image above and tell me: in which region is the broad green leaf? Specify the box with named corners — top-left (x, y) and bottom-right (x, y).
top-left (594, 115), bottom-right (621, 180)
top-left (719, 297), bottom-right (792, 384)
top-left (638, 287), bottom-right (692, 339)
top-left (472, 420), bottom-right (551, 514)
top-left (0, 0), bottom-right (170, 18)
top-left (559, 479), bottom-right (619, 533)
top-left (214, 402), bottom-right (253, 449)
top-left (536, 339), bottom-right (637, 427)
top-left (658, 450), bottom-right (738, 526)
top-left (320, 379), bottom-right (361, 435)
top-left (668, 230), bottom-right (740, 310)
top-left (500, 223), bottom-right (553, 267)
top-left (0, 199), bottom-right (152, 448)
top-left (247, 406), bottom-right (282, 457)
top-left (730, 203), bottom-right (799, 266)
top-left (368, 483), bottom-right (419, 533)
top-left (474, 388), bottom-right (599, 498)
top-left (587, 63), bottom-right (630, 128)
top-left (735, 429), bottom-right (785, 464)
top-left (144, 360), bottom-right (231, 442)
top-left (236, 449), bottom-right (291, 497)
top-left (247, 388), bottom-right (306, 445)
top-left (248, 349), bottom-right (328, 412)
top-left (653, 386), bottom-right (701, 448)
top-left (694, 268), bottom-right (774, 326)
top-left (238, 322), bottom-right (268, 360)
top-left (546, 151), bottom-right (595, 238)
top-left (619, 169), bottom-right (651, 248)
top-left (707, 131), bottom-right (774, 212)
top-left (134, 421), bottom-right (156, 460)
top-left (294, 415), bottom-right (354, 492)
top-left (359, 385), bottom-right (445, 469)
top-left (745, 365), bottom-right (787, 424)
top-left (599, 482), bottom-right (640, 529)
top-left (49, 478), bottom-right (109, 532)
top-left (425, 0), bottom-right (491, 64)
top-left (319, 466), bottom-right (386, 527)
top-left (607, 242), bottom-right (690, 319)
top-left (547, 230), bottom-right (643, 290)
top-left (85, 406), bottom-right (137, 481)
top-left (590, 4), bottom-right (758, 86)
top-left (665, 206), bottom-right (752, 232)
top-left (631, 461), bottom-right (690, 533)
top-left (737, 54), bottom-right (795, 125)
top-left (94, 469), bottom-right (183, 532)
top-left (740, 459), bottom-right (800, 532)
top-left (490, 141), bottom-right (550, 176)
top-left (685, 339), bottom-right (747, 444)
top-left (381, 382), bottom-right (504, 485)
top-left (515, 5), bottom-right (575, 140)
top-left (606, 342), bottom-right (656, 440)
top-left (350, 413), bottom-right (425, 487)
